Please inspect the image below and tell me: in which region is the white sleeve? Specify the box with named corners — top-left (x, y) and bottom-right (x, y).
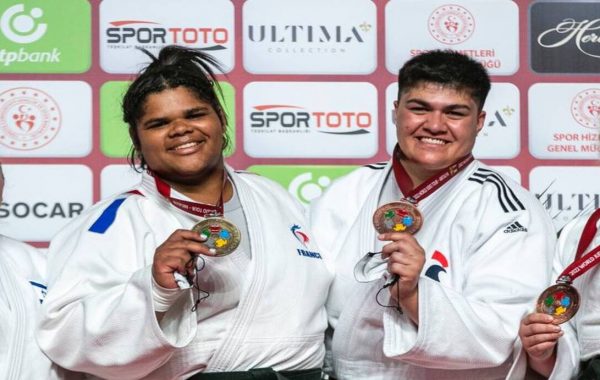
top-left (381, 191), bottom-right (556, 369)
top-left (549, 322), bottom-right (579, 380)
top-left (37, 200), bottom-right (197, 379)
top-left (547, 217), bottom-right (583, 379)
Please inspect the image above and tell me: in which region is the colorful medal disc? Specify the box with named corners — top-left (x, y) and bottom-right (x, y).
top-left (191, 217), bottom-right (241, 256)
top-left (372, 201), bottom-right (423, 235)
top-left (536, 283), bottom-right (580, 324)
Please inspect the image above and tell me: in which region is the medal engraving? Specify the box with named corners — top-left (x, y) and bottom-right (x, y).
top-left (373, 201), bottom-right (423, 235)
top-left (536, 283), bottom-right (580, 324)
top-left (192, 217), bottom-right (241, 256)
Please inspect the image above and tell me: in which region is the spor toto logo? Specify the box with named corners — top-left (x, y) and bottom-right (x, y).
top-left (0, 87), bottom-right (61, 150)
top-left (105, 20), bottom-right (229, 50)
top-left (428, 4), bottom-right (474, 45)
top-left (0, 4), bottom-right (47, 44)
top-left (249, 104), bottom-right (372, 134)
top-left (571, 89), bottom-right (600, 129)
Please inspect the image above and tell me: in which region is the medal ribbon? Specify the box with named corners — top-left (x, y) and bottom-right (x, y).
top-left (558, 208), bottom-right (600, 283)
top-left (392, 145), bottom-right (474, 204)
top-left (152, 172), bottom-right (225, 218)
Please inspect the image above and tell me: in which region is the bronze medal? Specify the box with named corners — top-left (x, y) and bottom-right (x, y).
top-left (536, 282), bottom-right (580, 324)
top-left (372, 201), bottom-right (423, 235)
top-left (191, 217), bottom-right (241, 257)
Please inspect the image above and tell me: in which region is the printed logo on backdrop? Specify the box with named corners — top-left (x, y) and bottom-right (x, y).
top-left (100, 0), bottom-right (234, 73)
top-left (385, 0), bottom-right (518, 75)
top-left (529, 84), bottom-right (600, 159)
top-left (0, 1), bottom-right (90, 73)
top-left (571, 89), bottom-right (600, 129)
top-left (0, 81), bottom-right (91, 157)
top-left (246, 22), bottom-right (370, 58)
top-left (249, 105), bottom-right (372, 135)
top-left (247, 165), bottom-right (357, 206)
top-left (0, 199), bottom-right (83, 219)
top-left (530, 167), bottom-right (600, 232)
top-left (531, 2), bottom-right (600, 73)
top-left (0, 4), bottom-right (47, 43)
top-left (0, 87), bottom-right (60, 150)
top-left (246, 23), bottom-right (370, 47)
top-left (470, 82), bottom-right (520, 159)
top-left (244, 82), bottom-right (377, 158)
top-left (106, 21), bottom-right (228, 51)
top-left (473, 82), bottom-right (520, 159)
top-left (0, 165), bottom-right (92, 242)
top-left (243, 0), bottom-right (376, 74)
top-left (486, 107), bottom-right (515, 127)
top-left (428, 4), bottom-right (474, 45)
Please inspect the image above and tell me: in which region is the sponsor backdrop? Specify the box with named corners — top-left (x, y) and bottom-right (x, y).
top-left (1, 0), bottom-right (600, 245)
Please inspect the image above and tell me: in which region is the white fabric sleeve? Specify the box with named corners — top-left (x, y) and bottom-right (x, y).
top-left (381, 193), bottom-right (556, 369)
top-left (549, 323), bottom-right (579, 380)
top-left (37, 202), bottom-right (197, 379)
top-left (152, 275), bottom-right (187, 312)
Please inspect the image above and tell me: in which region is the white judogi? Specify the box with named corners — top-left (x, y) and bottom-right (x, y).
top-left (310, 159), bottom-right (556, 380)
top-left (0, 235), bottom-right (63, 379)
top-left (38, 167), bottom-right (332, 380)
top-left (543, 209), bottom-right (600, 379)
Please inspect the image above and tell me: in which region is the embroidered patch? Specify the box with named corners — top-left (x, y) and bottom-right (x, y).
top-left (290, 224), bottom-right (322, 259)
top-left (424, 250), bottom-right (448, 282)
top-left (290, 224), bottom-right (310, 247)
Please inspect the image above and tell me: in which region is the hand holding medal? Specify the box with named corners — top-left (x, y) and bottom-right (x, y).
top-left (361, 148), bottom-right (474, 313)
top-left (152, 173), bottom-right (242, 291)
top-left (154, 173), bottom-right (241, 257)
top-left (535, 208), bottom-right (600, 324)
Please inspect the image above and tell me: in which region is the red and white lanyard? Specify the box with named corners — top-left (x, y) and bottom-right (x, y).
top-left (152, 173), bottom-right (225, 218)
top-left (391, 145), bottom-right (474, 204)
top-left (558, 208), bottom-right (600, 283)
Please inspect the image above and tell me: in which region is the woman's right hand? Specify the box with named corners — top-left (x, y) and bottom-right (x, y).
top-left (152, 229), bottom-right (213, 289)
top-left (519, 312), bottom-right (563, 377)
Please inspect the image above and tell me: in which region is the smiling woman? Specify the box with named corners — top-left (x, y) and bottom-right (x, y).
top-left (393, 83), bottom-right (485, 186)
top-left (134, 87), bottom-right (226, 191)
top-left (36, 46), bottom-right (332, 380)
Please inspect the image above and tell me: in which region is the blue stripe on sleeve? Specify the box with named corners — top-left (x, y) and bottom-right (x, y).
top-left (88, 198), bottom-right (127, 234)
top-left (29, 281), bottom-right (47, 290)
